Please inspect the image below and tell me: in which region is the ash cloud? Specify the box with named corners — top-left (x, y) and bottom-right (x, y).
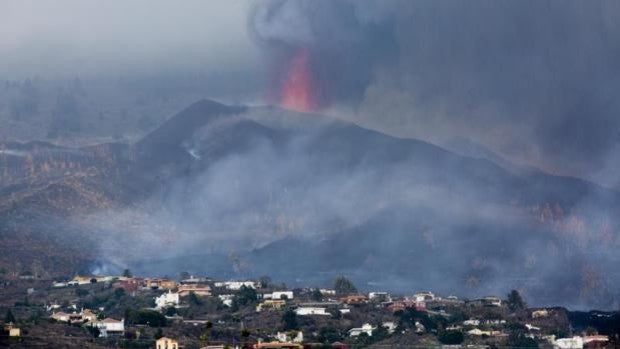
top-left (250, 0), bottom-right (620, 187)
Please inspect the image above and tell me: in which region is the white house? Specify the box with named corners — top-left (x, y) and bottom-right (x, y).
top-left (276, 331), bottom-right (304, 343)
top-left (463, 319), bottom-right (480, 326)
top-left (156, 337), bottom-right (179, 349)
top-left (218, 294), bottom-right (235, 307)
top-left (525, 323), bottom-right (541, 331)
top-left (468, 328), bottom-right (492, 336)
top-left (583, 335), bottom-right (609, 345)
top-left (155, 290), bottom-right (180, 309)
top-left (271, 291), bottom-right (294, 300)
top-left (413, 291), bottom-right (436, 302)
top-left (295, 307), bottom-right (330, 316)
top-left (554, 336), bottom-right (583, 349)
top-left (349, 323), bottom-right (375, 337)
top-left (90, 318), bottom-right (124, 337)
top-left (382, 322), bottom-right (397, 334)
top-left (368, 292), bottom-right (391, 302)
top-left (50, 312), bottom-right (71, 322)
top-left (214, 280), bottom-right (256, 290)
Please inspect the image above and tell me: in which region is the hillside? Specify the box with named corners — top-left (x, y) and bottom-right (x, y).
top-left (1, 99), bottom-right (619, 308)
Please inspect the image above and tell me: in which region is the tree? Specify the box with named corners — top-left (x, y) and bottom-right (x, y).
top-left (234, 285), bottom-right (258, 307)
top-left (164, 306), bottom-right (177, 317)
top-left (506, 289), bottom-right (526, 312)
top-left (200, 322), bottom-right (213, 347)
top-left (259, 275), bottom-right (272, 288)
top-left (179, 271), bottom-right (190, 280)
top-left (188, 291), bottom-right (203, 306)
top-left (125, 309), bottom-right (167, 327)
top-left (122, 269), bottom-right (133, 278)
top-left (87, 325), bottom-right (101, 338)
top-left (241, 328), bottom-right (251, 345)
top-left (317, 327), bottom-right (342, 343)
top-left (310, 288), bottom-right (323, 302)
top-left (334, 276), bottom-right (357, 296)
top-left (507, 333), bottom-right (538, 348)
top-left (5, 309), bottom-right (16, 323)
top-left (154, 327), bottom-right (164, 339)
top-left (114, 288), bottom-right (126, 299)
top-left (282, 310), bottom-right (298, 331)
top-left (372, 324), bottom-right (390, 342)
top-left (438, 330), bottom-right (465, 345)
top-left (326, 307), bottom-right (341, 319)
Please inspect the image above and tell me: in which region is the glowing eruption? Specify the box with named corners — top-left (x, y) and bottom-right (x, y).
top-left (280, 48), bottom-right (316, 112)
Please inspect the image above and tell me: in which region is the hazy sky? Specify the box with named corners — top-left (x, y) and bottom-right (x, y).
top-left (4, 0), bottom-right (620, 187)
top-left (0, 0), bottom-right (257, 77)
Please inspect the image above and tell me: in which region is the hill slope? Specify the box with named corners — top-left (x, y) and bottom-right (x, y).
top-left (1, 99), bottom-right (619, 308)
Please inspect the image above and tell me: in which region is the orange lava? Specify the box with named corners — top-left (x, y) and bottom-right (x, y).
top-left (281, 48), bottom-right (316, 112)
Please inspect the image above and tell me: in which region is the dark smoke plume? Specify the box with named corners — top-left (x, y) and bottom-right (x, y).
top-left (250, 0), bottom-right (620, 186)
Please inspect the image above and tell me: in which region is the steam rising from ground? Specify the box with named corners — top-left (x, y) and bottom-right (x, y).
top-left (78, 106), bottom-right (620, 309)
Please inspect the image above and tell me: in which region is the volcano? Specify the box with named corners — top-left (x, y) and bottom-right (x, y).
top-left (2, 99), bottom-right (620, 308)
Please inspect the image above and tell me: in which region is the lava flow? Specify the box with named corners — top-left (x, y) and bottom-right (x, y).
top-left (280, 48), bottom-right (316, 112)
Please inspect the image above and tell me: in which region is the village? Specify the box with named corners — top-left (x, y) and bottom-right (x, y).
top-left (0, 271), bottom-right (617, 349)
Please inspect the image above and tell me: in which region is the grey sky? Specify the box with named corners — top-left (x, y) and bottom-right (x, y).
top-left (0, 0), bottom-right (257, 77)
top-left (3, 0), bottom-right (620, 188)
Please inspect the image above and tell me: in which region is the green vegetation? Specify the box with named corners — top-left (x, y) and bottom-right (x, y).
top-left (438, 330), bottom-right (465, 344)
top-left (281, 309), bottom-right (298, 331)
top-left (310, 288), bottom-right (323, 301)
top-left (506, 289), bottom-right (526, 312)
top-left (4, 309), bottom-right (16, 323)
top-left (124, 309), bottom-right (167, 327)
top-left (333, 276), bottom-right (357, 296)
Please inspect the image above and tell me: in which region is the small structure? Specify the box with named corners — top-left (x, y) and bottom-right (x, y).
top-left (257, 300), bottom-right (286, 312)
top-left (89, 318), bottom-right (125, 337)
top-left (531, 309), bottom-right (550, 318)
top-left (218, 294), bottom-right (234, 307)
top-left (413, 291), bottom-right (436, 302)
top-left (341, 295), bottom-right (367, 305)
top-left (554, 336), bottom-right (583, 349)
top-left (69, 275), bottom-right (113, 285)
top-left (51, 311), bottom-right (71, 322)
top-left (348, 323), bottom-right (375, 337)
top-left (463, 319), bottom-right (480, 326)
top-left (415, 321), bottom-right (426, 334)
top-left (295, 307), bottom-right (330, 316)
top-left (319, 289), bottom-right (336, 296)
top-left (269, 291), bottom-right (294, 300)
top-left (178, 284), bottom-right (211, 297)
top-left (276, 330), bottom-right (304, 343)
top-left (368, 292), bottom-right (391, 302)
top-left (114, 278), bottom-right (143, 293)
top-left (583, 335), bottom-right (609, 346)
top-left (382, 322), bottom-right (397, 334)
top-left (525, 323), bottom-right (541, 332)
top-left (254, 343), bottom-right (302, 349)
top-left (482, 296), bottom-right (502, 307)
top-left (81, 309), bottom-right (98, 322)
top-left (156, 337), bottom-right (180, 349)
top-left (155, 290), bottom-right (180, 309)
top-left (214, 280), bottom-right (256, 290)
top-left (4, 323), bottom-right (21, 337)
